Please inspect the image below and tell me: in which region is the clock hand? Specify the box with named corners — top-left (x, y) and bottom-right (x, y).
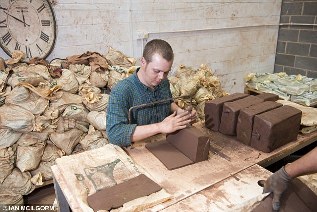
top-left (21, 9), bottom-right (26, 27)
top-left (4, 11), bottom-right (30, 27)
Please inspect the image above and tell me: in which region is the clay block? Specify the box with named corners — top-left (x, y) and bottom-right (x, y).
top-left (204, 93), bottom-right (249, 131)
top-left (87, 174), bottom-right (161, 211)
top-left (219, 95), bottom-right (264, 136)
top-left (256, 92), bottom-right (279, 101)
top-left (236, 101), bottom-right (282, 146)
top-left (167, 127), bottom-right (210, 163)
top-left (146, 140), bottom-right (194, 170)
top-left (250, 105), bottom-right (302, 153)
top-left (253, 179), bottom-right (317, 212)
top-left (146, 127), bottom-right (209, 170)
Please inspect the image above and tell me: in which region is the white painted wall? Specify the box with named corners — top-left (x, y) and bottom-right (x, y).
top-left (0, 0), bottom-right (282, 93)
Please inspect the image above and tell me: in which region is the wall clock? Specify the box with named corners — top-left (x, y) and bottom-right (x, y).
top-left (0, 0), bottom-right (56, 59)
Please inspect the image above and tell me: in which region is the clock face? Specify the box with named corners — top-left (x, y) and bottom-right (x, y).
top-left (0, 0), bottom-right (56, 59)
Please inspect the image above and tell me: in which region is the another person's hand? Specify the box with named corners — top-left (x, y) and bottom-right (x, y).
top-left (263, 166), bottom-right (292, 211)
top-left (158, 111), bottom-right (192, 134)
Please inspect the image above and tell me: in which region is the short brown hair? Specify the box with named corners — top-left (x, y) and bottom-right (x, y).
top-left (143, 39), bottom-right (174, 63)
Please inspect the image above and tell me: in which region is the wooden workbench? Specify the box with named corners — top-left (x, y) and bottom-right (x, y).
top-left (125, 124), bottom-right (317, 210)
top-left (52, 126), bottom-right (317, 211)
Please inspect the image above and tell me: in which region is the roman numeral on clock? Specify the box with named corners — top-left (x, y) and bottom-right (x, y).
top-left (0, 19), bottom-right (7, 28)
top-left (40, 31), bottom-right (49, 43)
top-left (15, 42), bottom-right (21, 50)
top-left (36, 44), bottom-right (43, 53)
top-left (37, 4), bottom-right (45, 13)
top-left (25, 46), bottom-right (32, 58)
top-left (2, 32), bottom-right (12, 45)
top-left (41, 20), bottom-right (51, 26)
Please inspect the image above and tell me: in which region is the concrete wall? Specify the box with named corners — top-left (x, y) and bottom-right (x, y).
top-left (274, 0), bottom-right (317, 78)
top-left (0, 0), bottom-right (282, 93)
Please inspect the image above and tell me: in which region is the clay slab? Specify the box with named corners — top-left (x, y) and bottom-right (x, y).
top-left (87, 174), bottom-right (161, 211)
top-left (146, 140), bottom-right (194, 170)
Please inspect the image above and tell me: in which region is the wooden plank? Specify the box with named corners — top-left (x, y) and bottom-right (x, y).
top-left (161, 164), bottom-right (271, 212)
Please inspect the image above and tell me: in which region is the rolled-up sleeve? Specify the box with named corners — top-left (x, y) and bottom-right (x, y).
top-left (106, 81), bottom-right (136, 147)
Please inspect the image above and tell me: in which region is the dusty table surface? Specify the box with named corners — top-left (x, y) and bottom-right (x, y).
top-left (161, 164), bottom-right (271, 212)
top-left (126, 122), bottom-right (317, 210)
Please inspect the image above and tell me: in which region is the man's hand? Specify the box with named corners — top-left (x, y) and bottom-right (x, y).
top-left (263, 166), bottom-right (292, 211)
top-left (158, 111), bottom-right (192, 134)
top-left (176, 106), bottom-right (197, 123)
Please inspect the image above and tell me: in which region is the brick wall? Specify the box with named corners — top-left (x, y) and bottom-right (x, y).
top-left (275, 0), bottom-right (317, 78)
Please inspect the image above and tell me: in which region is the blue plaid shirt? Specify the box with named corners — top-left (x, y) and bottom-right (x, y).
top-left (106, 68), bottom-right (172, 147)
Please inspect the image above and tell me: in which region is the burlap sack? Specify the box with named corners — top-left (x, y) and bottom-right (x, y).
top-left (27, 64), bottom-right (51, 80)
top-left (55, 69), bottom-right (79, 94)
top-left (0, 69), bottom-right (9, 91)
top-left (89, 70), bottom-right (109, 88)
top-left (28, 57), bottom-right (49, 66)
top-left (277, 100), bottom-right (317, 126)
top-left (87, 111), bottom-right (107, 131)
top-left (194, 87), bottom-right (214, 104)
top-left (178, 76), bottom-right (200, 97)
top-left (16, 132), bottom-right (47, 172)
top-left (169, 80), bottom-right (181, 98)
top-left (41, 143), bottom-right (65, 162)
top-left (34, 114), bottom-right (54, 132)
top-left (174, 65), bottom-right (196, 79)
top-left (0, 168), bottom-right (34, 195)
top-left (69, 64), bottom-right (92, 85)
top-left (78, 83), bottom-right (101, 96)
top-left (31, 160), bottom-right (56, 181)
top-left (0, 104), bottom-right (35, 132)
top-left (67, 51), bottom-right (109, 71)
top-left (5, 50), bottom-right (24, 65)
top-left (79, 126), bottom-right (108, 150)
top-left (83, 93), bottom-right (109, 112)
top-left (8, 64), bottom-right (49, 87)
top-left (0, 128), bottom-right (22, 148)
top-left (50, 91), bottom-right (82, 110)
top-left (5, 86), bottom-right (49, 115)
top-left (50, 128), bottom-right (84, 155)
top-left (105, 47), bottom-right (136, 68)
top-left (107, 69), bottom-right (125, 89)
top-left (62, 104), bottom-right (89, 122)
top-left (56, 117), bottom-right (89, 133)
top-left (0, 193), bottom-right (24, 205)
top-left (0, 147), bottom-right (15, 183)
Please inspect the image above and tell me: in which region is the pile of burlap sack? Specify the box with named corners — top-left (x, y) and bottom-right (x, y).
top-left (0, 48), bottom-right (226, 204)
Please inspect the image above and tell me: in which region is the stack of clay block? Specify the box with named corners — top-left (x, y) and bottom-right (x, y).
top-left (205, 93), bottom-right (302, 153)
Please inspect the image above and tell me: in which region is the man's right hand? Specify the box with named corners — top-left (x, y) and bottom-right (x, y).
top-left (263, 166), bottom-right (292, 211)
top-left (158, 111), bottom-right (192, 134)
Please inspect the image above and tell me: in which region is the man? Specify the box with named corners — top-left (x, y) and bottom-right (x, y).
top-left (106, 39), bottom-right (195, 147)
top-left (263, 147), bottom-right (317, 210)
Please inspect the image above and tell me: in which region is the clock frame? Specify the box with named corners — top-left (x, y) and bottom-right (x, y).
top-left (0, 0), bottom-right (56, 59)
